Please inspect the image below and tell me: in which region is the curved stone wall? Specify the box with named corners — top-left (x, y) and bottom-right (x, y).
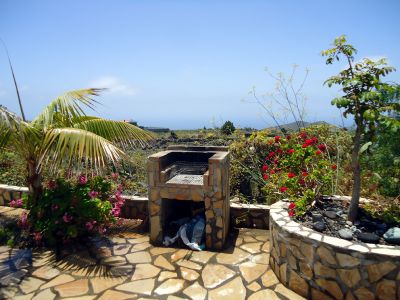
top-left (269, 201), bottom-right (400, 300)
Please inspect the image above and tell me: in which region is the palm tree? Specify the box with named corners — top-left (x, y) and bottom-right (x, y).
top-left (0, 89), bottom-right (154, 209)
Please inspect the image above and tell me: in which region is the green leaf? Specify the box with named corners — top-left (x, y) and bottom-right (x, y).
top-left (359, 142), bottom-right (372, 154)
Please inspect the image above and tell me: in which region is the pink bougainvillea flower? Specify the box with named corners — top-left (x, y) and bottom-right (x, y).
top-left (33, 232), bottom-right (42, 243)
top-left (10, 199), bottom-right (23, 208)
top-left (280, 186), bottom-right (288, 193)
top-left (262, 164), bottom-right (269, 171)
top-left (317, 144), bottom-right (326, 151)
top-left (315, 150), bottom-right (322, 155)
top-left (86, 221), bottom-right (94, 231)
top-left (288, 172), bottom-right (296, 178)
top-left (47, 180), bottom-right (57, 190)
top-left (263, 174), bottom-right (269, 180)
top-left (287, 149), bottom-right (295, 154)
top-left (274, 136), bottom-right (281, 142)
top-left (331, 164), bottom-right (337, 170)
top-left (18, 212), bottom-right (28, 228)
top-left (88, 190), bottom-right (99, 199)
top-left (78, 175), bottom-right (87, 185)
top-left (63, 213), bottom-right (73, 223)
top-left (112, 207), bottom-right (121, 217)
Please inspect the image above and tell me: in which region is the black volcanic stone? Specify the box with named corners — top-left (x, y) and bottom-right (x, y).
top-left (312, 213), bottom-right (324, 223)
top-left (383, 227), bottom-right (400, 245)
top-left (324, 211), bottom-right (337, 219)
top-left (358, 232), bottom-right (380, 244)
top-left (313, 221), bottom-right (326, 232)
top-left (338, 228), bottom-right (353, 240)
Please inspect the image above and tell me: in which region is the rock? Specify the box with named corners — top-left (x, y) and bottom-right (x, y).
top-left (357, 232), bottom-right (380, 244)
top-left (312, 213), bottom-right (324, 222)
top-left (338, 229), bottom-right (353, 240)
top-left (202, 264), bottom-right (235, 288)
top-left (324, 211), bottom-right (337, 219)
top-left (383, 227), bottom-right (400, 245)
top-left (313, 221), bottom-right (326, 232)
top-left (346, 221), bottom-right (353, 226)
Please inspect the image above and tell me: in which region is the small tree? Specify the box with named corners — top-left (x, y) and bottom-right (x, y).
top-left (221, 120), bottom-right (236, 135)
top-left (322, 35), bottom-right (400, 222)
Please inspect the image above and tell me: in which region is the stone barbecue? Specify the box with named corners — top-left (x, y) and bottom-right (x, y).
top-left (147, 145), bottom-right (230, 250)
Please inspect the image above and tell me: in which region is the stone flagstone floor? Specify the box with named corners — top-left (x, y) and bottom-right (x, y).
top-left (0, 208), bottom-right (304, 300)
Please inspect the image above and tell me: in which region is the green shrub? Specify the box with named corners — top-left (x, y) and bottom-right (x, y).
top-left (221, 121), bottom-right (236, 135)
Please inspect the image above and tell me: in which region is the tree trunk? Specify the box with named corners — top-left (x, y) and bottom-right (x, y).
top-left (348, 124), bottom-right (362, 223)
top-left (27, 159), bottom-right (42, 209)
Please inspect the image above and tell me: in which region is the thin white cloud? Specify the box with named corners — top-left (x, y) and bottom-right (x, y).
top-left (89, 76), bottom-right (137, 96)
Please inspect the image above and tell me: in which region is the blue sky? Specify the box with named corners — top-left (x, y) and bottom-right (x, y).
top-left (0, 0), bottom-right (399, 129)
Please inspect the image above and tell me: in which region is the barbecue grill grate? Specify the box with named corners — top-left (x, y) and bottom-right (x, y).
top-left (165, 161), bottom-right (208, 185)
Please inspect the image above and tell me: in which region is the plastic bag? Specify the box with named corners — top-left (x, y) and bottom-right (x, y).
top-left (163, 215), bottom-right (205, 251)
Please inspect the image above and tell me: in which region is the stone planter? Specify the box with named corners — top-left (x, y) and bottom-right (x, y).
top-left (269, 201), bottom-right (400, 300)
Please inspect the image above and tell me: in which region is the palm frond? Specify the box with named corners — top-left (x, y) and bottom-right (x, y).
top-left (40, 127), bottom-right (126, 172)
top-left (73, 118), bottom-right (155, 148)
top-left (32, 88), bottom-right (103, 129)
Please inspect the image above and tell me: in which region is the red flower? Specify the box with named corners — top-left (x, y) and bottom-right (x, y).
top-left (263, 174), bottom-right (269, 180)
top-left (288, 172), bottom-right (296, 178)
top-left (315, 150), bottom-right (322, 155)
top-left (286, 135), bottom-right (291, 140)
top-left (276, 148), bottom-right (283, 154)
top-left (331, 165), bottom-right (337, 170)
top-left (262, 164), bottom-right (269, 171)
top-left (299, 132), bottom-right (307, 139)
top-left (287, 149), bottom-right (295, 154)
top-left (289, 210), bottom-right (295, 217)
top-left (275, 136), bottom-right (281, 142)
top-left (273, 159), bottom-right (279, 165)
top-left (305, 139), bottom-right (313, 145)
top-left (270, 170), bottom-right (275, 174)
top-left (280, 186), bottom-right (288, 193)
top-left (268, 151), bottom-right (275, 158)
top-left (289, 202), bottom-right (296, 209)
top-left (302, 171), bottom-right (308, 177)
top-left (317, 144), bottom-right (326, 151)
top-left (302, 143), bottom-right (309, 148)
top-left (298, 179), bottom-right (305, 185)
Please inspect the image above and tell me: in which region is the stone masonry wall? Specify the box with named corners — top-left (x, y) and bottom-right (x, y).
top-left (0, 184), bottom-right (29, 206)
top-left (269, 201), bottom-right (400, 300)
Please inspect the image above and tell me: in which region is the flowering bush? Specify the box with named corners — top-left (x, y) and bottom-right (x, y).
top-left (25, 175), bottom-right (124, 246)
top-left (260, 132), bottom-right (336, 216)
top-left (229, 125), bottom-right (351, 213)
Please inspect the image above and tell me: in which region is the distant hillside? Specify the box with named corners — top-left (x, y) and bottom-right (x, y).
top-left (267, 121), bottom-right (335, 131)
